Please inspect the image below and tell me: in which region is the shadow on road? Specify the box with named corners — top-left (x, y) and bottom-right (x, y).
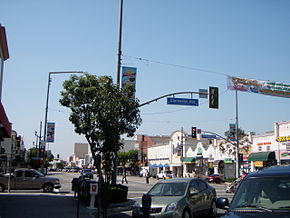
top-left (0, 193), bottom-right (92, 218)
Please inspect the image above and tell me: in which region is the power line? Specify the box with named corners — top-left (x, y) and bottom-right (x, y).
top-left (122, 54), bottom-right (229, 77)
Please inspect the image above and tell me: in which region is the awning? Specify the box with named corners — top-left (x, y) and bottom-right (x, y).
top-left (0, 102), bottom-right (11, 138)
top-left (248, 152), bottom-right (276, 162)
top-left (157, 164), bottom-right (163, 167)
top-left (182, 157), bottom-right (195, 163)
top-left (163, 164), bottom-right (170, 168)
top-left (148, 164), bottom-right (157, 168)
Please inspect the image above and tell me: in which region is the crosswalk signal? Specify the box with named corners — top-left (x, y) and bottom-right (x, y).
top-left (192, 127), bottom-right (197, 138)
top-left (209, 87), bottom-right (219, 109)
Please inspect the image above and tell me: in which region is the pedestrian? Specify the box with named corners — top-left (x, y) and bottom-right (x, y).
top-left (122, 167), bottom-right (128, 184)
top-left (145, 169), bottom-right (150, 184)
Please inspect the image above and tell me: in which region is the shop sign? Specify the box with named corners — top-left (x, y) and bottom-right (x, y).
top-left (257, 142), bottom-right (271, 146)
top-left (254, 161), bottom-right (263, 167)
top-left (281, 152), bottom-right (290, 157)
top-left (224, 158), bottom-right (232, 164)
top-left (277, 135), bottom-right (290, 142)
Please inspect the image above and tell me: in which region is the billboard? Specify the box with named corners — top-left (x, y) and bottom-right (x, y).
top-left (121, 66), bottom-right (137, 99)
top-left (227, 76), bottom-right (290, 98)
top-left (47, 122), bottom-right (55, 143)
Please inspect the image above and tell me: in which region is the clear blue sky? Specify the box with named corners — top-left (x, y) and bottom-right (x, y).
top-left (2, 1), bottom-right (290, 160)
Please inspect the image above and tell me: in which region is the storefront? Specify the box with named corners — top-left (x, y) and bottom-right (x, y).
top-left (248, 151), bottom-right (276, 171)
top-left (182, 157), bottom-right (195, 177)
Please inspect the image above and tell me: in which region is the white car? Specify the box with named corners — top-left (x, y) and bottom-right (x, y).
top-left (156, 170), bottom-right (175, 180)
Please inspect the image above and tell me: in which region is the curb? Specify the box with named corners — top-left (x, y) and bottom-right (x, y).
top-left (90, 199), bottom-right (135, 217)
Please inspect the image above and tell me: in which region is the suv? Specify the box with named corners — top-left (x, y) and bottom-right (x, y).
top-left (156, 170), bottom-right (175, 180)
top-left (217, 165), bottom-right (290, 217)
top-left (80, 169), bottom-right (93, 179)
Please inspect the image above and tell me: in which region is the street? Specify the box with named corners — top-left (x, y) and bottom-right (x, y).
top-left (0, 172), bottom-right (234, 217)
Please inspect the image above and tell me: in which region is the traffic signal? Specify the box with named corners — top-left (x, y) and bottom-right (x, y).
top-left (238, 153), bottom-right (243, 162)
top-left (192, 127), bottom-right (197, 138)
top-left (209, 87), bottom-right (219, 109)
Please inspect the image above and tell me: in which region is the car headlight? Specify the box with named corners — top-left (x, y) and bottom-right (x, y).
top-left (165, 202), bottom-right (178, 212)
top-left (132, 202), bottom-right (141, 213)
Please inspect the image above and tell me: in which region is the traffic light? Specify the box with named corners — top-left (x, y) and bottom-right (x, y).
top-left (192, 127), bottom-right (197, 138)
top-left (238, 153), bottom-right (243, 162)
top-left (209, 87), bottom-right (219, 109)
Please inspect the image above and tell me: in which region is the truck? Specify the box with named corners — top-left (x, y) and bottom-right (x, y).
top-left (0, 168), bottom-right (61, 192)
top-left (139, 166), bottom-right (157, 178)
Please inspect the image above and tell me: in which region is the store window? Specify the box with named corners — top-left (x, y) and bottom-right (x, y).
top-left (266, 146), bottom-right (271, 151)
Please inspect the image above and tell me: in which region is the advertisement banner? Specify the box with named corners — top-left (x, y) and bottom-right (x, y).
top-left (227, 76), bottom-right (290, 98)
top-left (121, 66), bottom-right (137, 99)
top-left (47, 122), bottom-right (55, 143)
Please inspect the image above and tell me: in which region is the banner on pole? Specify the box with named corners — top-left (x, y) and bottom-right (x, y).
top-left (121, 66), bottom-right (137, 99)
top-left (227, 76), bottom-right (290, 98)
top-left (47, 122), bottom-right (55, 143)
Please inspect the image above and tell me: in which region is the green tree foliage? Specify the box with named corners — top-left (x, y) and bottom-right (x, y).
top-left (118, 150), bottom-right (139, 174)
top-left (26, 148), bottom-right (53, 169)
top-left (59, 73), bottom-right (142, 184)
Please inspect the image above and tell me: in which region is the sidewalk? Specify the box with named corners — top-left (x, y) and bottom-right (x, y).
top-left (91, 199), bottom-right (135, 217)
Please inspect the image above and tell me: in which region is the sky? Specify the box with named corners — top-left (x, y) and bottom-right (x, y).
top-left (1, 1), bottom-right (290, 160)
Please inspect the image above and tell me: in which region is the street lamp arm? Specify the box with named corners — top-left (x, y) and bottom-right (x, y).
top-left (202, 130), bottom-right (237, 146)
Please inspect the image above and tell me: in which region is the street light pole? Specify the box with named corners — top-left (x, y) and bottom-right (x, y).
top-left (42, 71), bottom-right (84, 172)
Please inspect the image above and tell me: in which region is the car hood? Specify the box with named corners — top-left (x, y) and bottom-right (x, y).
top-left (221, 211), bottom-right (290, 218)
top-left (138, 196), bottom-right (184, 207)
top-left (45, 176), bottom-right (60, 181)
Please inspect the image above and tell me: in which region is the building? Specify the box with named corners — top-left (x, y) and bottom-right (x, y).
top-left (0, 25), bottom-right (12, 172)
top-left (248, 120), bottom-right (290, 171)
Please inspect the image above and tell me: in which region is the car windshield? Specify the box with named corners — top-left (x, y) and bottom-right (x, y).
top-left (230, 176), bottom-right (290, 211)
top-left (148, 182), bottom-right (187, 196)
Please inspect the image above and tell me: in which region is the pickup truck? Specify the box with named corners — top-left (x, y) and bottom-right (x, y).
top-left (156, 170), bottom-right (176, 180)
top-left (0, 168), bottom-right (61, 192)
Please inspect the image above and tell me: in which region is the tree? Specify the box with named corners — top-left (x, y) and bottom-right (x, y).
top-left (59, 73), bottom-right (142, 185)
top-left (118, 149), bottom-right (139, 173)
top-left (26, 148), bottom-right (54, 169)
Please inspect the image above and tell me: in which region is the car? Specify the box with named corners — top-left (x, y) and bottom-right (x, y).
top-left (132, 178), bottom-right (217, 218)
top-left (217, 165), bottom-right (290, 217)
top-left (80, 169), bottom-right (93, 179)
top-left (0, 168), bottom-right (61, 192)
top-left (206, 174), bottom-right (224, 184)
top-left (156, 170), bottom-right (175, 180)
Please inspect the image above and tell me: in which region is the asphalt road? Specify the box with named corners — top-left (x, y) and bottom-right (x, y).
top-left (0, 172), bottom-right (234, 217)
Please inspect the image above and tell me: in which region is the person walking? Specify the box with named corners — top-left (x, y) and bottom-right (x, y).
top-left (122, 167), bottom-right (128, 184)
top-left (145, 169), bottom-right (150, 184)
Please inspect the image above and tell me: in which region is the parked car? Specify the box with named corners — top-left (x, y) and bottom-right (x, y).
top-left (217, 165), bottom-right (290, 217)
top-left (80, 169), bottom-right (93, 179)
top-left (0, 168), bottom-right (61, 192)
top-left (206, 174), bottom-right (224, 183)
top-left (156, 170), bottom-right (175, 180)
top-left (132, 178), bottom-right (217, 217)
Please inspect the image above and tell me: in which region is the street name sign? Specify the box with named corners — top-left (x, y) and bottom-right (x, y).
top-left (201, 134), bottom-right (217, 139)
top-left (167, 97), bottom-right (199, 106)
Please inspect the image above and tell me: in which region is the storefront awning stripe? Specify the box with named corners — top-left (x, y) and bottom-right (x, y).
top-left (182, 157), bottom-right (195, 163)
top-left (248, 152), bottom-right (276, 162)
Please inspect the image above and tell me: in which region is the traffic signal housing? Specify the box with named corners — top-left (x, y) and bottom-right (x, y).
top-left (192, 127), bottom-right (197, 138)
top-left (209, 86), bottom-right (219, 109)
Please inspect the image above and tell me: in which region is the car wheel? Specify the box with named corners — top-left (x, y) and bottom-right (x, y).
top-left (43, 183), bottom-right (54, 193)
top-left (208, 200), bottom-right (217, 217)
top-left (0, 183), bottom-right (5, 192)
top-left (182, 208), bottom-right (191, 218)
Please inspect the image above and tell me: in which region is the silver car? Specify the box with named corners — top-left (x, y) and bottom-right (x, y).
top-left (132, 178), bottom-right (217, 218)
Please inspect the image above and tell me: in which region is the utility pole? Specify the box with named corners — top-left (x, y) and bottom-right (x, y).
top-left (116, 0), bottom-right (123, 87)
top-left (235, 90), bottom-right (240, 178)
